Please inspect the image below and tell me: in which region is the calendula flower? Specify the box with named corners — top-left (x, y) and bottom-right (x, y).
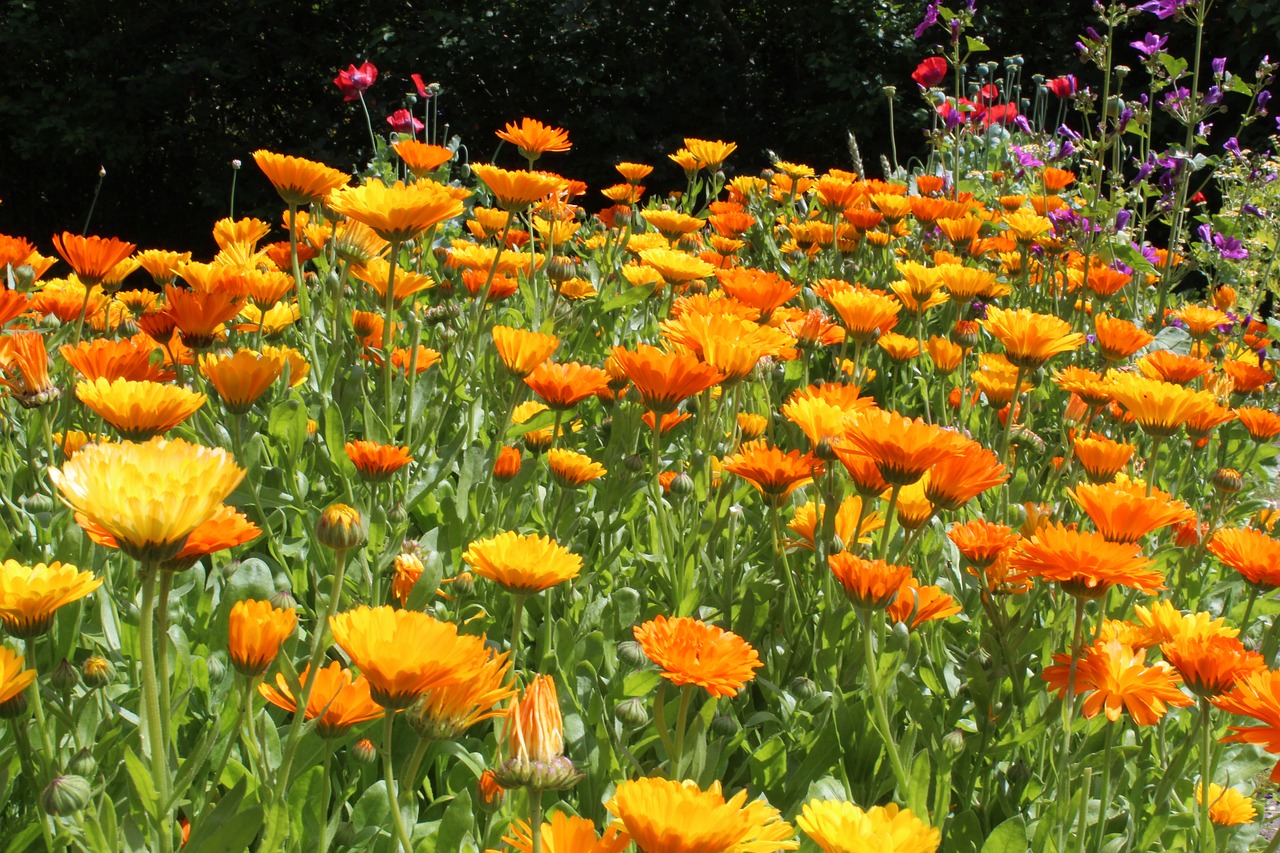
top-left (1213, 670), bottom-right (1280, 781)
top-left (1106, 373), bottom-right (1218, 439)
top-left (924, 448), bottom-right (1008, 511)
top-left (722, 440), bottom-right (821, 504)
top-left (606, 777), bottom-right (796, 853)
top-left (493, 326), bottom-right (559, 378)
top-left (639, 247), bottom-right (716, 285)
top-left (0, 560), bottom-right (102, 638)
top-left (76, 377), bottom-right (205, 440)
top-left (1131, 600), bottom-right (1237, 647)
top-left (886, 578), bottom-right (961, 629)
top-left (252, 150), bottom-right (350, 207)
top-left (326, 179), bottom-right (465, 243)
top-left (51, 436), bottom-right (245, 564)
top-left (471, 164), bottom-right (566, 211)
top-left (661, 312), bottom-right (795, 383)
top-left (1208, 527), bottom-right (1280, 589)
top-left (788, 496), bottom-right (884, 551)
top-left (392, 139), bottom-right (454, 177)
top-left (345, 440), bottom-right (412, 482)
top-left (60, 336), bottom-right (173, 384)
top-left (715, 267), bottom-right (799, 316)
top-left (843, 409), bottom-right (970, 486)
top-left (1196, 784), bottom-right (1257, 826)
top-left (495, 674), bottom-right (581, 791)
top-left (0, 647), bottom-right (37, 716)
top-left (165, 284), bottom-right (244, 349)
top-left (1137, 350), bottom-right (1212, 385)
top-left (823, 286), bottom-right (901, 345)
top-left (407, 647), bottom-right (515, 741)
top-left (983, 307), bottom-right (1085, 370)
top-left (547, 448), bottom-right (606, 487)
top-left (353, 257), bottom-right (435, 305)
top-left (1161, 633), bottom-right (1265, 697)
top-left (524, 361), bottom-right (611, 410)
top-left (948, 519), bottom-right (1020, 568)
top-left (829, 553), bottom-right (913, 610)
top-left (610, 344), bottom-right (724, 414)
top-left (497, 117), bottom-right (572, 161)
top-left (1042, 639), bottom-right (1191, 725)
top-left (328, 606), bottom-right (489, 708)
top-left (1234, 407), bottom-right (1280, 442)
top-left (1172, 304), bottom-right (1229, 339)
top-left (0, 332), bottom-right (59, 408)
top-left (634, 615), bottom-right (762, 698)
top-left (684, 138), bottom-right (739, 170)
top-left (463, 531), bottom-right (582, 594)
top-left (502, 812), bottom-right (630, 853)
top-left (1009, 523), bottom-right (1164, 598)
top-left (52, 232), bottom-right (136, 289)
top-left (798, 799), bottom-right (940, 853)
top-left (228, 599), bottom-right (296, 677)
top-left (1067, 478), bottom-right (1195, 543)
top-left (200, 349), bottom-right (284, 415)
top-left (1094, 315), bottom-right (1154, 362)
top-left (258, 661), bottom-right (384, 737)
top-left (1073, 435), bottom-right (1135, 484)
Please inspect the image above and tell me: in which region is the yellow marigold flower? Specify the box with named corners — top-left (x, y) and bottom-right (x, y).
top-left (493, 326), bottom-right (559, 378)
top-left (983, 306), bottom-right (1086, 370)
top-left (683, 138), bottom-right (738, 170)
top-left (199, 349), bottom-right (284, 415)
top-left (1106, 372), bottom-right (1218, 439)
top-left (496, 116), bottom-right (572, 161)
top-left (75, 377), bottom-right (205, 440)
top-left (228, 599), bottom-right (296, 677)
top-left (463, 531), bottom-right (582, 595)
top-left (326, 179), bottom-right (465, 243)
top-left (0, 561), bottom-right (102, 638)
top-left (787, 496), bottom-right (884, 551)
top-left (471, 164), bottom-right (566, 211)
top-left (1197, 784), bottom-right (1257, 826)
top-left (252, 150), bottom-right (350, 207)
top-left (639, 247), bottom-right (716, 285)
top-left (0, 647), bottom-right (37, 716)
top-left (353, 256), bottom-right (435, 306)
top-left (51, 436), bottom-right (245, 564)
top-left (260, 344), bottom-right (309, 386)
top-left (258, 661), bottom-right (384, 737)
top-left (798, 799), bottom-right (939, 853)
top-left (407, 647), bottom-right (514, 740)
top-left (641, 209), bottom-right (706, 239)
top-left (606, 777), bottom-right (797, 853)
top-left (328, 605), bottom-right (489, 709)
top-left (547, 448), bottom-right (606, 487)
top-left (392, 139), bottom-right (453, 177)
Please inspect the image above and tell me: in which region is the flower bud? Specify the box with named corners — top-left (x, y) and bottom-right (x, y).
top-left (789, 676), bottom-right (819, 702)
top-left (668, 472), bottom-right (695, 497)
top-left (269, 589), bottom-right (298, 611)
top-left (623, 453), bottom-right (646, 473)
top-left (614, 697), bottom-right (649, 728)
top-left (546, 255), bottom-right (577, 283)
top-left (616, 640), bottom-right (649, 670)
top-left (316, 504), bottom-right (367, 551)
top-left (206, 653), bottom-right (228, 684)
top-left (1212, 468), bottom-right (1243, 494)
top-left (710, 713), bottom-right (741, 737)
top-left (41, 776), bottom-right (92, 816)
top-left (450, 570), bottom-right (475, 596)
top-left (387, 501), bottom-right (408, 526)
top-left (478, 769), bottom-right (505, 811)
top-left (51, 658), bottom-right (79, 692)
top-left (12, 264), bottom-right (35, 290)
top-left (493, 446), bottom-right (523, 481)
top-left (352, 738), bottom-right (378, 765)
top-left (943, 729), bottom-right (967, 761)
top-left (20, 493), bottom-right (55, 515)
top-left (81, 656), bottom-right (114, 689)
top-left (68, 748), bottom-right (97, 778)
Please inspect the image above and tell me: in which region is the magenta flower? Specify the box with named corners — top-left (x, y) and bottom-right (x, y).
top-left (334, 61), bottom-right (377, 101)
top-left (386, 109), bottom-right (425, 135)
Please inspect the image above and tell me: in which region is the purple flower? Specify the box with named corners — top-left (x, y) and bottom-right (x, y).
top-left (1115, 209), bottom-right (1133, 230)
top-left (1131, 32), bottom-right (1168, 56)
top-left (1258, 90), bottom-right (1272, 113)
top-left (1138, 0), bottom-right (1192, 19)
top-left (1212, 57), bottom-right (1227, 77)
top-left (914, 1), bottom-right (940, 38)
top-left (1224, 137), bottom-right (1242, 156)
top-left (1010, 145), bottom-right (1044, 168)
top-left (1013, 114), bottom-right (1034, 134)
top-left (1204, 86), bottom-right (1223, 106)
top-left (1058, 123), bottom-right (1082, 141)
top-left (1244, 203), bottom-right (1264, 217)
top-left (1199, 224), bottom-right (1249, 260)
top-left (950, 17), bottom-right (961, 44)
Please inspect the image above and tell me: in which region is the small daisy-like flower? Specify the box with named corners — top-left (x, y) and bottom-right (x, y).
top-left (462, 531), bottom-right (582, 595)
top-left (634, 615), bottom-right (762, 698)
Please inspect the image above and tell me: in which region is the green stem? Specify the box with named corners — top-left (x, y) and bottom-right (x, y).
top-left (384, 714), bottom-right (414, 852)
top-left (528, 789), bottom-right (544, 853)
top-left (1199, 696), bottom-right (1216, 850)
top-left (399, 738), bottom-right (431, 810)
top-left (1056, 596), bottom-right (1087, 853)
top-left (382, 240), bottom-right (405, 442)
top-left (510, 594), bottom-right (527, 671)
top-left (157, 569), bottom-right (174, 770)
top-left (139, 566), bottom-right (175, 853)
top-left (878, 484), bottom-right (903, 561)
top-left (860, 609), bottom-right (914, 812)
top-left (671, 684), bottom-right (694, 780)
top-left (1094, 723), bottom-right (1118, 853)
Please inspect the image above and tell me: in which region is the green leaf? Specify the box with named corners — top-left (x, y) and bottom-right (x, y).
top-left (288, 765), bottom-right (327, 845)
top-left (323, 403), bottom-right (356, 478)
top-left (748, 736), bottom-right (787, 794)
top-left (981, 816), bottom-right (1029, 853)
top-left (267, 393), bottom-right (308, 460)
top-left (1159, 54), bottom-right (1188, 79)
top-left (966, 36), bottom-right (989, 53)
top-left (122, 747), bottom-right (159, 821)
top-left (434, 787), bottom-right (474, 853)
top-left (185, 776), bottom-right (264, 853)
top-left (601, 281), bottom-right (656, 312)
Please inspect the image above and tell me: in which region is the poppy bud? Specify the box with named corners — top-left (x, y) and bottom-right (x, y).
top-left (614, 697), bottom-right (649, 728)
top-left (316, 504), bottom-right (367, 551)
top-left (352, 738), bottom-right (378, 765)
top-left (41, 776), bottom-right (92, 816)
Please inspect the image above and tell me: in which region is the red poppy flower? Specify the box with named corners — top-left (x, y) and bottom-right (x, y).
top-left (386, 109), bottom-right (424, 135)
top-left (912, 56), bottom-right (948, 88)
top-left (334, 61), bottom-right (377, 101)
top-left (1046, 75), bottom-right (1078, 98)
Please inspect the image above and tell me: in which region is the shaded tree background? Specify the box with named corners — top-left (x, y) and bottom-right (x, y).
top-left (0, 0), bottom-right (1274, 256)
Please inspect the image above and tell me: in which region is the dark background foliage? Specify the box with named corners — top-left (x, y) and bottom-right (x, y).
top-left (1, 0), bottom-right (1274, 256)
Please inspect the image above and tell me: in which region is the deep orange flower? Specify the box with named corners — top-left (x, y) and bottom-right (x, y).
top-left (1235, 407), bottom-right (1280, 442)
top-left (1009, 522), bottom-right (1164, 598)
top-left (463, 530), bottom-right (582, 594)
top-left (200, 349), bottom-right (284, 415)
top-left (828, 553), bottom-right (913, 610)
top-left (1042, 639), bottom-right (1191, 726)
top-left (392, 139), bottom-right (454, 177)
top-left (523, 361), bottom-right (610, 410)
top-left (983, 307), bottom-right (1085, 370)
top-left (0, 332), bottom-right (59, 408)
top-left (502, 812), bottom-right (630, 853)
top-left (1212, 670), bottom-right (1280, 781)
top-left (1094, 315), bottom-right (1154, 362)
top-left (547, 448), bottom-right (606, 487)
top-left (1067, 478), bottom-right (1195, 543)
top-left (886, 577), bottom-right (961, 629)
top-left (252, 150), bottom-right (350, 207)
top-left (51, 232), bottom-right (136, 288)
top-left (344, 440), bottom-right (412, 482)
top-left (610, 344), bottom-right (723, 414)
top-left (1222, 358), bottom-right (1273, 393)
top-left (471, 164), bottom-right (566, 211)
top-left (722, 439), bottom-right (821, 504)
top-left (1172, 304), bottom-right (1229, 339)
top-left (76, 378), bottom-right (205, 440)
top-left (633, 615), bottom-right (762, 698)
top-left (497, 117), bottom-right (572, 161)
top-left (258, 661), bottom-right (384, 737)
top-left (1053, 366), bottom-right (1112, 407)
top-left (923, 447), bottom-right (1008, 511)
top-left (1137, 350), bottom-right (1212, 385)
top-left (0, 290), bottom-right (31, 328)
top-left (1208, 527), bottom-right (1280, 588)
top-left (640, 209), bottom-right (705, 239)
top-left (78, 503), bottom-right (260, 572)
top-left (1106, 372), bottom-right (1218, 439)
top-left (823, 286), bottom-right (900, 345)
top-left (842, 409), bottom-right (970, 486)
top-left (328, 605), bottom-right (489, 708)
top-left (60, 336), bottom-right (173, 384)
top-left (1072, 434), bottom-right (1135, 483)
top-left (228, 599), bottom-right (296, 676)
top-left (493, 326), bottom-right (559, 378)
top-left (661, 312), bottom-right (795, 383)
top-left (493, 446), bottom-right (523, 480)
top-left (715, 267), bottom-right (800, 316)
top-left (326, 179), bottom-right (465, 243)
top-left (165, 284), bottom-right (245, 349)
top-left (947, 519), bottom-right (1019, 568)
top-left (1162, 633), bottom-right (1265, 697)
top-left (641, 411), bottom-right (693, 434)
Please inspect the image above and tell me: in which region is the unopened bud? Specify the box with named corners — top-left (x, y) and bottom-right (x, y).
top-left (614, 697), bottom-right (649, 728)
top-left (710, 713), bottom-right (741, 737)
top-left (81, 656), bottom-right (114, 689)
top-left (943, 729), bottom-right (967, 761)
top-left (51, 659), bottom-right (79, 692)
top-left (68, 748), bottom-right (97, 778)
top-left (450, 571), bottom-right (475, 596)
top-left (352, 738), bottom-right (378, 765)
top-left (42, 776), bottom-right (92, 815)
top-left (617, 640), bottom-right (649, 670)
top-left (1212, 467), bottom-right (1243, 494)
top-left (316, 504), bottom-right (367, 551)
top-left (668, 472), bottom-right (695, 497)
top-left (269, 589), bottom-right (297, 611)
top-left (789, 676), bottom-right (819, 701)
top-left (623, 453), bottom-right (646, 473)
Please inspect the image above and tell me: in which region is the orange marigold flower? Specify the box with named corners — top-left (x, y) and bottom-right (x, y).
top-left (547, 448), bottom-right (606, 487)
top-left (60, 336), bottom-right (173, 384)
top-left (683, 138), bottom-right (738, 170)
top-left (948, 519), bottom-right (1019, 568)
top-left (639, 247), bottom-right (716, 286)
top-left (328, 605), bottom-right (489, 709)
top-left (51, 232), bottom-right (136, 288)
top-left (886, 577), bottom-right (961, 629)
top-left (502, 812), bottom-right (630, 853)
top-left (715, 267), bottom-right (800, 316)
top-left (76, 377), bottom-right (205, 440)
top-left (1094, 315), bottom-right (1154, 362)
top-left (352, 257), bottom-right (434, 306)
top-left (1067, 478), bottom-right (1195, 543)
top-left (494, 446), bottom-right (523, 481)
top-left (1009, 522), bottom-right (1164, 598)
top-left (1073, 434), bottom-right (1135, 483)
top-left (0, 290), bottom-right (31, 328)
top-left (923, 447), bottom-right (1008, 511)
top-left (0, 331), bottom-right (59, 408)
top-left (1131, 599), bottom-right (1237, 647)
top-left (0, 560), bottom-right (102, 638)
top-left (983, 306), bottom-right (1085, 370)
top-left (497, 117), bottom-right (572, 161)
top-left (327, 179), bottom-right (465, 243)
top-left (828, 553), bottom-right (913, 610)
top-left (1197, 784), bottom-right (1257, 826)
top-left (228, 599), bottom-right (296, 677)
top-left (523, 361), bottom-right (611, 410)
top-left (494, 674), bottom-right (579, 789)
top-left (200, 349), bottom-right (284, 415)
top-left (610, 344), bottom-right (723, 414)
top-left (392, 139), bottom-right (454, 177)
top-left (463, 530), bottom-right (582, 595)
top-left (1234, 407), bottom-right (1280, 442)
top-left (1161, 633), bottom-right (1265, 698)
top-left (493, 326), bottom-right (559, 378)
top-left (634, 615), bottom-right (762, 698)
top-left (661, 312), bottom-right (795, 383)
top-left (1212, 670), bottom-right (1280, 782)
top-left (1042, 639), bottom-right (1191, 726)
top-left (842, 409), bottom-right (970, 486)
top-left (787, 496), bottom-right (883, 551)
top-left (1172, 304), bottom-right (1229, 339)
top-left (607, 777), bottom-right (796, 853)
top-left (1137, 349), bottom-right (1212, 385)
top-left (1208, 527), bottom-right (1280, 589)
top-left (471, 164), bottom-right (566, 211)
top-left (252, 150), bottom-right (350, 207)
top-left (164, 284), bottom-right (244, 349)
top-left (258, 661), bottom-right (384, 737)
top-left (407, 646), bottom-right (515, 741)
top-left (798, 799), bottom-right (938, 853)
top-left (0, 647), bottom-right (37, 712)
top-left (344, 440), bottom-right (412, 482)
top-left (75, 504), bottom-right (261, 573)
top-left (722, 439), bottom-right (821, 504)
